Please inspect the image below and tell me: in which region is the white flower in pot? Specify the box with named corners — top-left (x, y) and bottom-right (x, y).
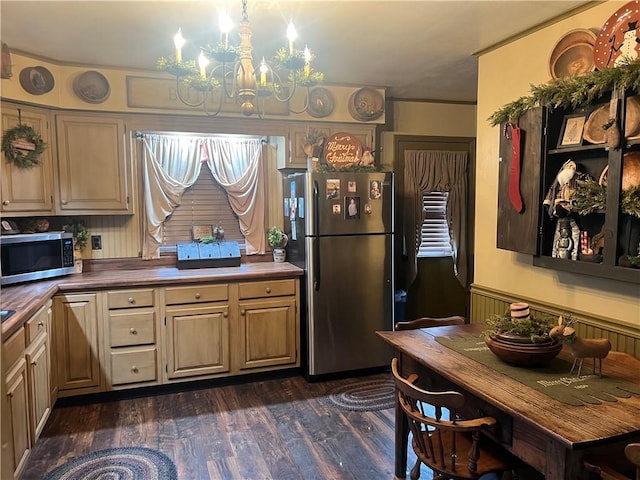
top-left (267, 226), bottom-right (288, 263)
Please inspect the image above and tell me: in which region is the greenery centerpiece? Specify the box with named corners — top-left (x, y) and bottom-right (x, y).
top-left (484, 310), bottom-right (556, 343)
top-left (483, 307), bottom-right (562, 367)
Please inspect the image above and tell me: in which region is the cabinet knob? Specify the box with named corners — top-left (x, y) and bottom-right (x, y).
top-left (2, 200), bottom-right (9, 205)
top-left (130, 328), bottom-right (137, 335)
top-left (62, 200), bottom-right (67, 205)
top-left (195, 293), bottom-right (201, 299)
top-left (241, 309), bottom-right (245, 315)
top-left (37, 321), bottom-right (44, 327)
top-left (31, 360), bottom-right (37, 366)
top-left (131, 366), bottom-right (138, 373)
top-left (223, 311), bottom-right (228, 317)
top-left (266, 287), bottom-right (271, 294)
top-left (128, 297), bottom-right (135, 304)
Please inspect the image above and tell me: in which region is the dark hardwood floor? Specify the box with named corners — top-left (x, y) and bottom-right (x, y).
top-left (22, 372), bottom-right (420, 480)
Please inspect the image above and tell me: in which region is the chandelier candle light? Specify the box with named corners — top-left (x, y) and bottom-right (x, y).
top-left (157, 0), bottom-right (323, 117)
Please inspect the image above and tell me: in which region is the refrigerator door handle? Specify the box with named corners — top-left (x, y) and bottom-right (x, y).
top-left (312, 180), bottom-right (320, 290)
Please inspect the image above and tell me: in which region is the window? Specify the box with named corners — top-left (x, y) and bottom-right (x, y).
top-left (160, 168), bottom-right (244, 252)
top-left (417, 192), bottom-right (452, 258)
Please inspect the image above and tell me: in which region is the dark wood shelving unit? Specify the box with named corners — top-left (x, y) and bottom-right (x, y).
top-left (497, 89), bottom-right (640, 284)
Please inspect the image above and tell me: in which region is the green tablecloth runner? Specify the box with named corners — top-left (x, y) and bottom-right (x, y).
top-left (435, 334), bottom-right (640, 406)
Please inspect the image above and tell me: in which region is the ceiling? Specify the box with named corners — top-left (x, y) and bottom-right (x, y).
top-left (1, 1), bottom-right (594, 103)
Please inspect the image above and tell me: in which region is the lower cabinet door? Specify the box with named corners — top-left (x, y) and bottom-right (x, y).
top-left (5, 358), bottom-right (30, 479)
top-left (165, 304), bottom-right (229, 379)
top-left (238, 297), bottom-right (297, 370)
top-left (25, 333), bottom-right (51, 443)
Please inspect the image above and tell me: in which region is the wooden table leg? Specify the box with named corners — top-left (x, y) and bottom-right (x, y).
top-left (394, 354), bottom-right (408, 479)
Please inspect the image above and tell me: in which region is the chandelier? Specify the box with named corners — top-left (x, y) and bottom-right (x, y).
top-left (157, 0), bottom-right (323, 117)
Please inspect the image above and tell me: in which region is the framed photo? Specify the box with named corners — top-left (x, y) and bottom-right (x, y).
top-left (557, 114), bottom-right (586, 147)
top-left (192, 225), bottom-right (213, 241)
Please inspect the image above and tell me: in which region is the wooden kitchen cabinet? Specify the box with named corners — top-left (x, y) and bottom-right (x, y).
top-left (103, 288), bottom-right (161, 389)
top-left (24, 301), bottom-right (53, 444)
top-left (53, 293), bottom-right (103, 396)
top-left (55, 113), bottom-right (132, 214)
top-left (237, 279), bottom-right (299, 370)
top-left (25, 332), bottom-right (51, 444)
top-left (3, 327), bottom-right (30, 480)
top-left (164, 284), bottom-right (230, 380)
top-left (1, 104), bottom-right (55, 216)
top-left (5, 358), bottom-right (30, 479)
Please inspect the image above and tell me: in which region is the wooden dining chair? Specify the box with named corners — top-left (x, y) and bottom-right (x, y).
top-left (391, 358), bottom-right (520, 480)
top-left (395, 315), bottom-right (466, 331)
top-left (584, 443), bottom-right (640, 480)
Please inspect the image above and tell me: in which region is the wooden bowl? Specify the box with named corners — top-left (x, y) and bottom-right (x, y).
top-left (485, 335), bottom-right (562, 367)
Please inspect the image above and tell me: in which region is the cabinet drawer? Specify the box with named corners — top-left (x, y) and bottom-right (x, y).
top-left (25, 303), bottom-right (49, 345)
top-left (239, 279), bottom-right (296, 299)
top-left (108, 289), bottom-right (155, 309)
top-left (110, 347), bottom-right (157, 385)
top-left (2, 328), bottom-right (25, 372)
top-left (108, 309), bottom-right (155, 347)
top-left (165, 284), bottom-right (228, 305)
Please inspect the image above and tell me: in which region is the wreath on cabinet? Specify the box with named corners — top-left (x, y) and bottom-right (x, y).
top-left (1, 123), bottom-right (46, 169)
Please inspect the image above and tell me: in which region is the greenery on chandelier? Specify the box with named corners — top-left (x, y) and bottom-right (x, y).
top-left (1, 124), bottom-right (47, 169)
top-left (488, 59), bottom-right (640, 126)
top-left (156, 57), bottom-right (198, 77)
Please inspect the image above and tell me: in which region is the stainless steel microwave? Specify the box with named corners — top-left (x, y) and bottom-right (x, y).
top-left (0, 232), bottom-right (75, 286)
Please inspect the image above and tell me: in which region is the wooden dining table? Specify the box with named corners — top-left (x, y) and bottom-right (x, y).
top-left (377, 324), bottom-right (640, 480)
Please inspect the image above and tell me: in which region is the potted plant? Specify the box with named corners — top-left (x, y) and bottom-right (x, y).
top-left (267, 226), bottom-right (288, 262)
top-left (63, 219), bottom-right (89, 272)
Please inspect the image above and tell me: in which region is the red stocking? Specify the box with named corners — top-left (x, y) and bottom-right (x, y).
top-left (509, 124), bottom-right (524, 213)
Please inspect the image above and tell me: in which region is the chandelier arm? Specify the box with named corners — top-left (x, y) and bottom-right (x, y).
top-left (288, 86), bottom-right (311, 114)
top-left (174, 77), bottom-right (207, 108)
top-left (201, 86), bottom-right (226, 117)
top-left (271, 72), bottom-right (298, 103)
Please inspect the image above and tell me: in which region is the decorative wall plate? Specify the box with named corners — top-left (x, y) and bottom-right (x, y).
top-left (594, 1), bottom-right (640, 69)
top-left (307, 87), bottom-right (334, 118)
top-left (73, 70), bottom-right (111, 103)
top-left (19, 66), bottom-right (54, 95)
top-left (548, 29), bottom-right (596, 80)
top-left (348, 87), bottom-right (384, 122)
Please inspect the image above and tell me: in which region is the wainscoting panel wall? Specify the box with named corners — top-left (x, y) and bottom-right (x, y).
top-left (470, 285), bottom-right (640, 358)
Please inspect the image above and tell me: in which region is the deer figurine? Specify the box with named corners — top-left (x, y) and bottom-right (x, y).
top-left (549, 316), bottom-right (611, 377)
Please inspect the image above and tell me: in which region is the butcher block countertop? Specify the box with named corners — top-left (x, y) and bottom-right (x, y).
top-left (1, 262), bottom-right (303, 340)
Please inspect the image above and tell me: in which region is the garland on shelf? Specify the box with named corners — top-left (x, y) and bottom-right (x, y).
top-left (571, 178), bottom-right (640, 218)
top-left (1, 123), bottom-right (46, 169)
top-left (488, 59), bottom-right (640, 126)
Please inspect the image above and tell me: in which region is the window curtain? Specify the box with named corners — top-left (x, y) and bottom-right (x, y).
top-left (201, 137), bottom-right (265, 254)
top-left (141, 134), bottom-right (203, 259)
top-left (404, 150), bottom-right (468, 288)
top-left (141, 133), bottom-right (264, 259)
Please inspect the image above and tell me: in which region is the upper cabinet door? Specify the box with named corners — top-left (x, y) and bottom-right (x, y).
top-left (1, 106), bottom-right (55, 215)
top-left (55, 114), bottom-right (132, 214)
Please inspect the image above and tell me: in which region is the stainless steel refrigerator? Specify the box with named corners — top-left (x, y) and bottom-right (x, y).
top-left (283, 171), bottom-right (394, 378)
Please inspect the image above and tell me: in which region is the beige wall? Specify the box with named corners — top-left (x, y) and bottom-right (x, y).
top-left (476, 1), bottom-right (640, 329)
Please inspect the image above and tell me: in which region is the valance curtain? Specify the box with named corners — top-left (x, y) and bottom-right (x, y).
top-left (404, 150), bottom-right (468, 289)
top-left (141, 133), bottom-right (264, 259)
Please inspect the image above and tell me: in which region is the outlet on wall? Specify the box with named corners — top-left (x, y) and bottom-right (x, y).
top-left (91, 235), bottom-right (102, 250)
